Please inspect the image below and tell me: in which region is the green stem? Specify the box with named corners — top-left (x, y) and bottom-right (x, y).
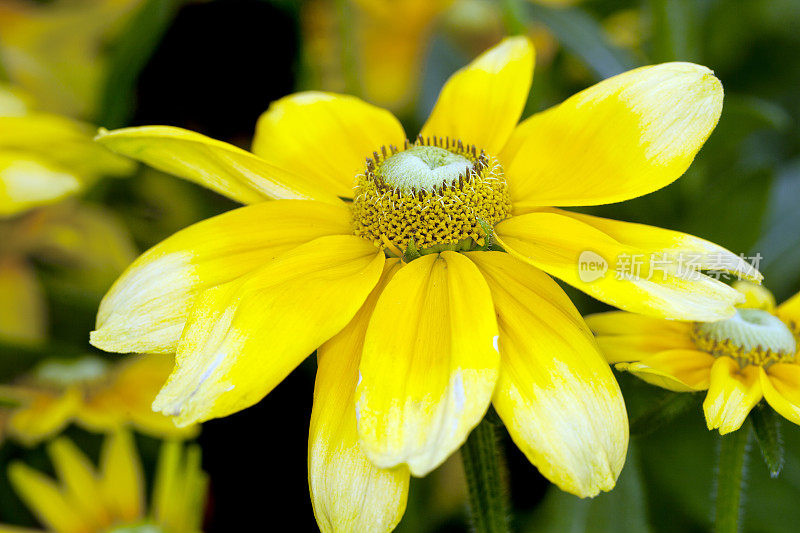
top-left (335, 0), bottom-right (360, 97)
top-left (501, 0), bottom-right (528, 36)
top-left (714, 425), bottom-right (751, 533)
top-left (461, 418), bottom-right (510, 533)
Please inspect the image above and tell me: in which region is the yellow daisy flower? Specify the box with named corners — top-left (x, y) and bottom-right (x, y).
top-left (0, 355), bottom-right (198, 446)
top-left (0, 0), bottom-right (144, 118)
top-left (1, 430), bottom-right (207, 533)
top-left (587, 282), bottom-right (800, 435)
top-left (0, 84), bottom-right (135, 343)
top-left (91, 37), bottom-right (757, 530)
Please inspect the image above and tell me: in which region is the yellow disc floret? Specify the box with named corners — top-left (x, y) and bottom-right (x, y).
top-left (691, 308), bottom-right (797, 368)
top-left (352, 136), bottom-right (511, 255)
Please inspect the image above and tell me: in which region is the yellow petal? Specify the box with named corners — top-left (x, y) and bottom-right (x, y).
top-left (252, 92), bottom-right (406, 198)
top-left (503, 63), bottom-right (723, 206)
top-left (585, 311), bottom-right (692, 337)
top-left (356, 252), bottom-right (499, 477)
top-left (596, 334), bottom-right (696, 364)
top-left (0, 154), bottom-right (80, 216)
top-left (78, 356), bottom-right (198, 439)
top-left (777, 291), bottom-right (800, 331)
top-left (48, 438), bottom-right (110, 529)
top-left (7, 388), bottom-right (81, 446)
top-left (154, 235), bottom-right (385, 425)
top-left (95, 126), bottom-right (343, 205)
top-left (150, 441), bottom-right (207, 533)
top-left (468, 251), bottom-right (627, 497)
top-left (310, 260), bottom-right (410, 533)
top-left (0, 113), bottom-right (134, 180)
top-left (0, 83), bottom-right (32, 115)
top-left (495, 212), bottom-right (743, 321)
top-left (703, 357), bottom-right (762, 434)
top-left (0, 256), bottom-right (46, 344)
top-left (91, 200), bottom-right (353, 354)
top-left (761, 364), bottom-right (800, 426)
top-left (420, 36), bottom-right (534, 155)
top-left (731, 280), bottom-right (776, 311)
top-left (7, 462), bottom-right (88, 533)
top-left (616, 349), bottom-right (714, 392)
top-left (546, 208), bottom-right (761, 282)
top-left (100, 430), bottom-right (144, 523)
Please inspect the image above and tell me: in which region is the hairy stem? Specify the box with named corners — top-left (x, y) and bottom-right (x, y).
top-left (461, 417), bottom-right (510, 533)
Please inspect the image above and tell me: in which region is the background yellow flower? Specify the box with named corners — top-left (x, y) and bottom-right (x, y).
top-left (3, 429), bottom-right (207, 533)
top-left (0, 354), bottom-right (199, 445)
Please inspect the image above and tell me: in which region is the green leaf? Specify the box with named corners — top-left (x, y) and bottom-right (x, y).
top-left (96, 0), bottom-right (184, 128)
top-left (647, 0), bottom-right (702, 62)
top-left (750, 403), bottom-right (785, 478)
top-left (523, 3), bottom-right (639, 79)
top-left (630, 391), bottom-right (700, 437)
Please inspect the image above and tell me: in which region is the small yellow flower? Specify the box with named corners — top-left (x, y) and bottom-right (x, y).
top-left (0, 84), bottom-right (135, 343)
top-left (0, 0), bottom-right (144, 118)
top-left (0, 355), bottom-right (198, 446)
top-left (587, 282), bottom-right (800, 435)
top-left (1, 429), bottom-right (207, 533)
top-left (91, 37), bottom-right (757, 530)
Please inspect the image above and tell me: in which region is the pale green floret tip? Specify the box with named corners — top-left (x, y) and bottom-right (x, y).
top-left (692, 309), bottom-right (797, 367)
top-left (34, 355), bottom-right (110, 386)
top-left (377, 146), bottom-right (473, 192)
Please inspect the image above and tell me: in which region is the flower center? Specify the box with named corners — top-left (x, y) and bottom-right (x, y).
top-left (691, 309), bottom-right (797, 368)
top-left (352, 136), bottom-right (511, 256)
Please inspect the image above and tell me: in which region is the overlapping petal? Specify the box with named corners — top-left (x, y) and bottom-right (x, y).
top-left (91, 200), bottom-right (353, 354)
top-left (5, 387), bottom-right (82, 446)
top-left (0, 113), bottom-right (134, 180)
top-left (310, 260), bottom-right (409, 533)
top-left (468, 252), bottom-right (627, 497)
top-left (153, 235), bottom-right (384, 426)
top-left (95, 126), bottom-right (342, 205)
top-left (502, 63), bottom-right (723, 207)
top-left (777, 291), bottom-right (800, 331)
top-left (541, 209), bottom-right (761, 282)
top-left (617, 350), bottom-right (714, 392)
top-left (585, 310), bottom-right (692, 337)
top-left (8, 461), bottom-right (88, 533)
top-left (703, 357), bottom-right (762, 434)
top-left (79, 356), bottom-right (198, 439)
top-left (420, 36), bottom-right (534, 155)
top-left (48, 438), bottom-right (110, 528)
top-left (760, 364), bottom-right (800, 426)
top-left (495, 211), bottom-right (743, 321)
top-left (596, 335), bottom-right (697, 364)
top-left (356, 252), bottom-right (499, 477)
top-left (732, 280), bottom-right (776, 311)
top-left (252, 92), bottom-right (406, 198)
